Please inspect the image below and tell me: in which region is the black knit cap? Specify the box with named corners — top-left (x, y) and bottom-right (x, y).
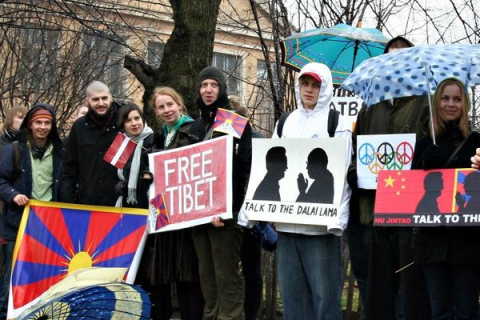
top-left (197, 66), bottom-right (227, 99)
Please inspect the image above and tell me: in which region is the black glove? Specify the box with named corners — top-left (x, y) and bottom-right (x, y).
top-left (115, 180), bottom-right (126, 197)
top-left (422, 145), bottom-right (442, 169)
top-left (347, 167), bottom-right (358, 191)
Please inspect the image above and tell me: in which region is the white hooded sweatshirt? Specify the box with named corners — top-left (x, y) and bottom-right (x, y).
top-left (273, 62), bottom-right (352, 236)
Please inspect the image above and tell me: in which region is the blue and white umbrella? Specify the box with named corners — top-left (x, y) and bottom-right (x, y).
top-left (341, 44), bottom-right (480, 107)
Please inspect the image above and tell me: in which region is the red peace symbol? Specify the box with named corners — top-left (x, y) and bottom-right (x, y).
top-left (396, 142), bottom-right (414, 165)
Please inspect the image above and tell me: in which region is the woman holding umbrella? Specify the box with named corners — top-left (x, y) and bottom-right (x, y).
top-left (411, 77), bottom-right (480, 320)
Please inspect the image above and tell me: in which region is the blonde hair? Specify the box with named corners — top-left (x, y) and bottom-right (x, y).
top-left (432, 78), bottom-right (470, 139)
top-left (5, 106), bottom-right (28, 130)
top-left (151, 86), bottom-right (188, 115)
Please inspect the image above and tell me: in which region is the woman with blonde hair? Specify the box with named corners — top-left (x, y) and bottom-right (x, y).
top-left (137, 86), bottom-right (204, 320)
top-left (412, 77), bottom-right (480, 319)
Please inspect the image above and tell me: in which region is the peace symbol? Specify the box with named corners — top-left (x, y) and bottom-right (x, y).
top-left (396, 142), bottom-right (414, 165)
top-left (386, 152), bottom-right (404, 170)
top-left (377, 142), bottom-right (395, 165)
top-left (358, 143), bottom-right (375, 165)
top-left (368, 152), bottom-right (385, 174)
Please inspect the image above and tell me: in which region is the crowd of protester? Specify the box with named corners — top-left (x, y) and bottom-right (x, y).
top-left (0, 36), bottom-right (478, 320)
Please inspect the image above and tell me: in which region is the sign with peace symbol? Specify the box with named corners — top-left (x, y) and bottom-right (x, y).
top-left (356, 134), bottom-right (416, 189)
top-left (385, 152), bottom-right (404, 170)
top-left (396, 142), bottom-right (414, 165)
top-left (358, 143), bottom-right (376, 165)
top-left (367, 152), bottom-right (386, 175)
top-left (376, 142), bottom-right (395, 165)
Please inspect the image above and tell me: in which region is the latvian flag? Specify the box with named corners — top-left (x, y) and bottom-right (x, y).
top-left (104, 132), bottom-right (137, 169)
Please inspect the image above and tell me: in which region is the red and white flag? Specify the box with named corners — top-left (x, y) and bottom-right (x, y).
top-left (104, 132), bottom-right (137, 169)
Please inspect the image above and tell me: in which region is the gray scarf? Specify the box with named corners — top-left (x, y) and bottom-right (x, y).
top-left (116, 124), bottom-right (153, 207)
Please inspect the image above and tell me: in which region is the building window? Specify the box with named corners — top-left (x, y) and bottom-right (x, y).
top-left (212, 52), bottom-right (241, 96)
top-left (257, 60), bottom-right (278, 85)
top-left (147, 41), bottom-right (165, 69)
top-left (19, 26), bottom-right (60, 92)
top-left (82, 33), bottom-right (126, 98)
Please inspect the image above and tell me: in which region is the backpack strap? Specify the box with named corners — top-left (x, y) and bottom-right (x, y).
top-left (276, 111), bottom-right (291, 138)
top-left (327, 108), bottom-right (340, 138)
top-left (12, 141), bottom-right (20, 180)
top-left (278, 108), bottom-right (339, 138)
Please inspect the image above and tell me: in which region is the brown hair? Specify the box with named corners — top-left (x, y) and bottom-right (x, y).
top-left (151, 87), bottom-right (187, 115)
top-left (117, 102), bottom-right (145, 129)
top-left (432, 78), bottom-right (470, 138)
top-left (5, 106), bottom-right (28, 130)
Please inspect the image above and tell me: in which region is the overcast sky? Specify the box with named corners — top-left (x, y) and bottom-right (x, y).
top-left (284, 0), bottom-right (479, 45)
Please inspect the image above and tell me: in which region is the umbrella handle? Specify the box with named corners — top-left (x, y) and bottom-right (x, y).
top-left (425, 66), bottom-right (436, 145)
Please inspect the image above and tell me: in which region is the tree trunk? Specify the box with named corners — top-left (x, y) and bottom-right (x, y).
top-left (124, 0), bottom-right (222, 123)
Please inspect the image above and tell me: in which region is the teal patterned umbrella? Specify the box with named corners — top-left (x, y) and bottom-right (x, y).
top-left (281, 23), bottom-right (389, 85)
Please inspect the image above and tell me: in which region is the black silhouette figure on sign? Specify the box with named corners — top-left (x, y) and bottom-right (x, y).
top-left (296, 148), bottom-right (334, 204)
top-left (253, 147), bottom-right (288, 201)
top-left (416, 172), bottom-right (444, 214)
top-left (456, 171), bottom-right (480, 213)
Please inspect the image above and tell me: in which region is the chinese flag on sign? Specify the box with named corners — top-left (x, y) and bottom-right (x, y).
top-left (374, 169), bottom-right (455, 214)
top-left (213, 108), bottom-right (248, 139)
top-left (104, 133), bottom-right (137, 169)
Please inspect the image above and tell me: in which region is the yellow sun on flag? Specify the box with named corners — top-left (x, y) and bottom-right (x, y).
top-left (63, 243), bottom-right (100, 275)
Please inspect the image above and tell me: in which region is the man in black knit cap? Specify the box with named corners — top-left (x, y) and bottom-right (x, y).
top-left (189, 66), bottom-right (252, 320)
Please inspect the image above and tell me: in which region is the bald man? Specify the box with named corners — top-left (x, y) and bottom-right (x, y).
top-left (60, 81), bottom-right (123, 205)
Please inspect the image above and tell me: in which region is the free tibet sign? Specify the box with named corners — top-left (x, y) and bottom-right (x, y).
top-left (148, 135), bottom-right (233, 232)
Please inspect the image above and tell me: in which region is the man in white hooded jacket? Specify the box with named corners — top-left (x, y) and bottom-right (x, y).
top-left (274, 62), bottom-right (352, 320)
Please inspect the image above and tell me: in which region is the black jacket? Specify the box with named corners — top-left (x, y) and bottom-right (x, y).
top-left (189, 101), bottom-right (252, 213)
top-left (348, 95), bottom-right (430, 225)
top-left (412, 124), bottom-right (480, 265)
top-left (60, 102), bottom-right (122, 206)
top-left (0, 130), bottom-right (17, 159)
top-left (0, 104), bottom-right (63, 240)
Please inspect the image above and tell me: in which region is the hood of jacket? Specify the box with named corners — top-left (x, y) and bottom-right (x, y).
top-left (19, 103), bottom-right (62, 145)
top-left (295, 63), bottom-right (333, 114)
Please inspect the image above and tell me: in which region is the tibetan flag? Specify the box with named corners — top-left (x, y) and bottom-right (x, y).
top-left (104, 132), bottom-right (137, 169)
top-left (9, 200), bottom-right (148, 318)
top-left (149, 193), bottom-right (170, 231)
top-left (213, 108), bottom-right (248, 139)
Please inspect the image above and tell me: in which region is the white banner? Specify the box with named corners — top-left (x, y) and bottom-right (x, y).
top-left (357, 133), bottom-right (416, 189)
top-left (243, 138), bottom-right (347, 226)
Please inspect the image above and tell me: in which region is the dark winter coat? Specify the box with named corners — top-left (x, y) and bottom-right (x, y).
top-left (411, 123), bottom-right (480, 265)
top-left (348, 95), bottom-right (430, 225)
top-left (0, 130), bottom-right (17, 159)
top-left (0, 104), bottom-right (63, 240)
top-left (189, 101), bottom-right (252, 214)
top-left (60, 102), bottom-right (122, 206)
top-left (138, 120), bottom-right (200, 284)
